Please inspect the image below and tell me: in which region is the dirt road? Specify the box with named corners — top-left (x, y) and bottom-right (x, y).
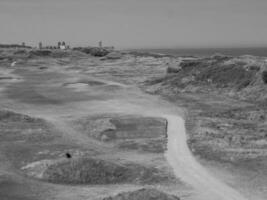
top-left (165, 115), bottom-right (248, 200)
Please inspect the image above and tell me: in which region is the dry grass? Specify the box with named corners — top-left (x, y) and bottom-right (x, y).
top-left (42, 157), bottom-right (169, 184)
top-left (262, 70), bottom-right (267, 83)
top-left (103, 188), bottom-right (180, 200)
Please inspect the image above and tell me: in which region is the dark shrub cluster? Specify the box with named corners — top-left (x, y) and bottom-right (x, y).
top-left (0, 44), bottom-right (32, 49)
top-left (103, 188), bottom-right (180, 200)
top-left (29, 50), bottom-right (52, 57)
top-left (262, 71), bottom-right (267, 84)
top-left (73, 47), bottom-right (110, 57)
top-left (43, 157), bottom-right (167, 184)
top-left (166, 66), bottom-right (180, 73)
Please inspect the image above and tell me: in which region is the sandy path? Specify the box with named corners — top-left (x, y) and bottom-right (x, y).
top-left (164, 115), bottom-right (248, 200)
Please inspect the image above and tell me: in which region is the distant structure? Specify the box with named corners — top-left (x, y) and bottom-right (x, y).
top-left (99, 41), bottom-right (102, 48)
top-left (36, 41), bottom-right (69, 50)
top-left (60, 41), bottom-right (66, 50)
top-left (57, 42), bottom-right (61, 49)
top-left (38, 42), bottom-right (43, 49)
top-left (22, 42), bottom-right (25, 47)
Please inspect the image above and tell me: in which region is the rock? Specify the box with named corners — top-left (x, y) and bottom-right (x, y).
top-left (10, 61), bottom-right (17, 67)
top-left (102, 188), bottom-right (180, 200)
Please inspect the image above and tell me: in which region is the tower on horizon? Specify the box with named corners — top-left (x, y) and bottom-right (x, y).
top-left (38, 42), bottom-right (42, 49)
top-left (99, 41), bottom-right (102, 48)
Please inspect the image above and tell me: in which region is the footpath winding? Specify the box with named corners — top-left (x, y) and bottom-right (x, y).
top-left (164, 115), bottom-right (247, 200)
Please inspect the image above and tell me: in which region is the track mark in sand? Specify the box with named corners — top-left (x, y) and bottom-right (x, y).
top-left (164, 115), bottom-right (248, 200)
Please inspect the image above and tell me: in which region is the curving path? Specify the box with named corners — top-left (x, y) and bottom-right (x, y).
top-left (164, 115), bottom-right (248, 200)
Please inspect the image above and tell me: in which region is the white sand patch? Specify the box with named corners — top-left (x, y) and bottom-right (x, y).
top-left (21, 159), bottom-right (60, 178)
top-left (0, 68), bottom-right (22, 83)
top-left (65, 83), bottom-right (89, 92)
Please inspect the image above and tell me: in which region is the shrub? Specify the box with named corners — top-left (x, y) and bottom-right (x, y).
top-left (103, 188), bottom-right (180, 200)
top-left (262, 71), bottom-right (267, 84)
top-left (197, 64), bottom-right (255, 89)
top-left (166, 66), bottom-right (180, 74)
top-left (73, 47), bottom-right (110, 57)
top-left (29, 50), bottom-right (52, 57)
top-left (90, 47), bottom-right (109, 57)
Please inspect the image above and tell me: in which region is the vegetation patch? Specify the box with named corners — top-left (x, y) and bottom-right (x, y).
top-left (73, 115), bottom-right (167, 142)
top-left (73, 47), bottom-right (110, 57)
top-left (0, 110), bottom-right (55, 143)
top-left (262, 70), bottom-right (267, 84)
top-left (146, 55), bottom-right (267, 102)
top-left (29, 50), bottom-right (52, 57)
top-left (102, 188), bottom-right (180, 200)
top-left (117, 138), bottom-right (167, 153)
top-left (40, 157), bottom-right (169, 184)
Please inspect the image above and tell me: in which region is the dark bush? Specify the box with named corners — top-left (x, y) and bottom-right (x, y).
top-left (29, 50), bottom-right (52, 57)
top-left (42, 157), bottom-right (165, 184)
top-left (180, 60), bottom-right (202, 69)
top-left (127, 51), bottom-right (170, 58)
top-left (0, 44), bottom-right (32, 49)
top-left (197, 64), bottom-right (255, 89)
top-left (262, 71), bottom-right (267, 84)
top-left (90, 47), bottom-right (109, 57)
top-left (103, 188), bottom-right (180, 200)
top-left (166, 66), bottom-right (180, 74)
top-left (73, 47), bottom-right (110, 57)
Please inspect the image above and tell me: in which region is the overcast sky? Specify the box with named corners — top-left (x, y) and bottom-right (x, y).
top-left (0, 0), bottom-right (267, 49)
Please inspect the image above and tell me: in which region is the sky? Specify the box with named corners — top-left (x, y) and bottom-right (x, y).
top-left (0, 0), bottom-right (267, 49)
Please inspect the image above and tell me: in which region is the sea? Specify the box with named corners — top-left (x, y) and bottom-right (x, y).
top-left (137, 47), bottom-right (267, 57)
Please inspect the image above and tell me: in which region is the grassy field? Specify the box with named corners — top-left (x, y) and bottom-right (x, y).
top-left (0, 48), bottom-right (266, 200)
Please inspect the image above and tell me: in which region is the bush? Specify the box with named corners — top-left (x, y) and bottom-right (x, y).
top-left (262, 71), bottom-right (267, 84)
top-left (197, 64), bottom-right (255, 89)
top-left (166, 66), bottom-right (181, 74)
top-left (73, 47), bottom-right (110, 57)
top-left (103, 188), bottom-right (180, 200)
top-left (29, 50), bottom-right (52, 57)
top-left (180, 60), bottom-right (202, 69)
top-left (90, 47), bottom-right (109, 57)
top-left (42, 157), bottom-right (165, 184)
